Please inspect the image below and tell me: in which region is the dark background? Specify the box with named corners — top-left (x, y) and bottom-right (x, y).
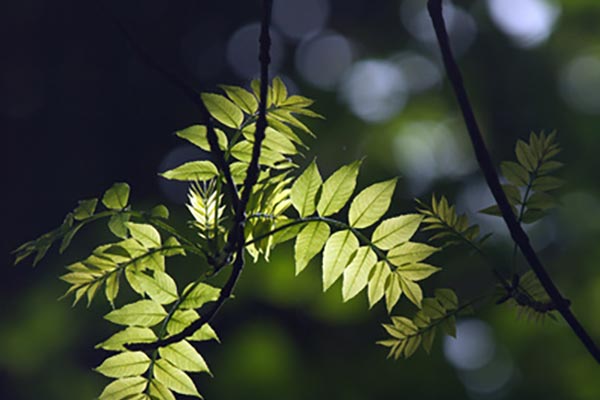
top-left (3, 0), bottom-right (600, 399)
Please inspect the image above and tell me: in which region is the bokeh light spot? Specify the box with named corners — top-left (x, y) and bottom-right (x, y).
top-left (273, 0), bottom-right (330, 41)
top-left (227, 23), bottom-right (284, 79)
top-left (444, 319), bottom-right (496, 371)
top-left (559, 53), bottom-right (600, 115)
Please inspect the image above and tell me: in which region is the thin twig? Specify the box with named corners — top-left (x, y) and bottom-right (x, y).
top-left (427, 0), bottom-right (600, 363)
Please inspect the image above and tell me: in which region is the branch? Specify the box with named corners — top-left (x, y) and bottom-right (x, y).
top-left (128, 0), bottom-right (273, 352)
top-left (427, 0), bottom-right (600, 363)
top-left (96, 0), bottom-right (239, 209)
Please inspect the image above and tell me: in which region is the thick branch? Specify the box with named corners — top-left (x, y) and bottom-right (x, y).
top-left (427, 0), bottom-right (600, 363)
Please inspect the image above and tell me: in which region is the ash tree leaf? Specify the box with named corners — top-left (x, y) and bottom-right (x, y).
top-left (290, 160), bottom-right (322, 217)
top-left (73, 198), bottom-right (98, 220)
top-left (102, 183), bottom-right (131, 211)
top-left (180, 283), bottom-right (221, 309)
top-left (220, 85), bottom-right (258, 114)
top-left (148, 380), bottom-right (176, 400)
top-left (99, 376), bottom-right (147, 400)
top-left (502, 184), bottom-right (522, 205)
top-left (322, 230), bottom-right (359, 291)
top-left (387, 242), bottom-right (438, 266)
top-left (516, 140), bottom-right (537, 171)
top-left (317, 160), bottom-right (362, 217)
top-left (400, 276), bottom-right (423, 307)
top-left (243, 125), bottom-right (297, 155)
top-left (526, 191), bottom-right (557, 210)
top-left (166, 309), bottom-right (199, 336)
top-left (368, 261), bottom-right (391, 308)
top-left (160, 160), bottom-right (219, 182)
top-left (422, 328), bottom-right (436, 354)
top-left (175, 125), bottom-right (228, 152)
top-left (349, 178), bottom-right (397, 229)
top-left (422, 298), bottom-right (446, 319)
top-left (159, 340), bottom-right (211, 374)
top-left (104, 299), bottom-right (167, 327)
top-left (371, 214), bottom-right (423, 250)
top-left (271, 76), bottom-right (288, 105)
top-left (96, 327), bottom-right (157, 351)
top-left (532, 176), bottom-right (565, 191)
top-left (201, 92), bottom-right (244, 129)
top-left (151, 205), bottom-right (170, 219)
top-left (95, 351), bottom-right (151, 378)
top-left (403, 336), bottom-right (422, 358)
top-left (500, 161), bottom-right (529, 187)
top-left (153, 359), bottom-right (202, 398)
top-left (189, 324), bottom-right (220, 343)
top-left (105, 272), bottom-right (120, 306)
top-left (396, 263), bottom-right (440, 281)
top-left (108, 213), bottom-right (130, 239)
top-left (294, 221), bottom-right (330, 275)
top-left (435, 288), bottom-right (458, 310)
top-left (385, 273), bottom-right (402, 313)
top-left (137, 271), bottom-right (179, 305)
top-left (127, 222), bottom-right (161, 248)
top-left (440, 315), bottom-right (457, 337)
top-left (342, 246), bottom-right (377, 301)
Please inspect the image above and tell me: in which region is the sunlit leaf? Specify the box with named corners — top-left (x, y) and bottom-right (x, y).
top-left (322, 230), bottom-right (359, 291)
top-left (201, 92), bottom-right (243, 128)
top-left (159, 340), bottom-right (210, 373)
top-left (148, 380), bottom-right (177, 400)
top-left (294, 221), bottom-right (330, 275)
top-left (104, 299), bottom-right (167, 327)
top-left (342, 246), bottom-right (377, 301)
top-left (368, 261), bottom-right (390, 308)
top-left (153, 359), bottom-right (201, 398)
top-left (96, 327), bottom-right (157, 351)
top-left (102, 183), bottom-right (130, 211)
top-left (180, 283), bottom-right (221, 309)
top-left (371, 214), bottom-right (423, 250)
top-left (127, 222), bottom-right (161, 248)
top-left (290, 159), bottom-right (322, 217)
top-left (387, 242), bottom-right (438, 266)
top-left (99, 377), bottom-right (147, 400)
top-left (176, 125), bottom-right (228, 151)
top-left (220, 85), bottom-right (258, 114)
top-left (95, 351), bottom-right (150, 378)
top-left (73, 198), bottom-right (98, 221)
top-left (400, 276), bottom-right (423, 307)
top-left (348, 179), bottom-right (397, 229)
top-left (160, 161), bottom-right (219, 181)
top-left (396, 263), bottom-right (440, 281)
top-left (317, 160), bottom-right (361, 217)
top-left (137, 271), bottom-right (179, 305)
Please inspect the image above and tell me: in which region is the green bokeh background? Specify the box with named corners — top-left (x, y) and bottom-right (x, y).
top-left (3, 0), bottom-right (600, 399)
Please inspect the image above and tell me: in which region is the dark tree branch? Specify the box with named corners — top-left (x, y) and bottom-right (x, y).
top-left (128, 0), bottom-right (273, 352)
top-left (427, 0), bottom-right (600, 363)
top-left (96, 0), bottom-right (239, 209)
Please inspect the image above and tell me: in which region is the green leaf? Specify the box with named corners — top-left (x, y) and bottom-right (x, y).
top-left (385, 273), bottom-right (402, 313)
top-left (400, 276), bottom-right (423, 307)
top-left (180, 283), bottom-right (221, 309)
top-left (189, 324), bottom-right (220, 343)
top-left (230, 140), bottom-right (287, 168)
top-left (532, 176), bottom-right (565, 191)
top-left (316, 160), bottom-right (361, 217)
top-left (243, 125), bottom-right (297, 155)
top-left (151, 205), bottom-right (170, 219)
top-left (342, 246), bottom-right (377, 301)
top-left (435, 288), bottom-right (458, 310)
top-left (148, 380), bottom-right (176, 400)
top-left (403, 335), bottom-right (421, 358)
top-left (99, 377), bottom-right (147, 400)
top-left (153, 359), bottom-right (201, 398)
top-left (368, 261), bottom-right (391, 308)
top-left (422, 298), bottom-right (445, 319)
top-left (109, 213), bottom-right (130, 239)
top-left (201, 92), bottom-right (243, 129)
top-left (502, 184), bottom-right (522, 205)
top-left (175, 125), bottom-right (228, 152)
top-left (127, 222), bottom-right (161, 248)
top-left (348, 179), bottom-right (397, 229)
top-left (105, 272), bottom-right (120, 306)
top-left (422, 327), bottom-right (436, 354)
top-left (500, 161), bottom-right (529, 187)
top-left (440, 315), bottom-right (457, 337)
top-left (516, 140), bottom-right (537, 171)
top-left (160, 161), bottom-right (219, 181)
top-left (102, 183), bottom-right (130, 211)
top-left (59, 223), bottom-right (83, 253)
top-left (521, 209), bottom-right (547, 224)
top-left (322, 230), bottom-right (359, 291)
top-left (159, 340), bottom-right (210, 373)
top-left (104, 299), bottom-right (167, 327)
top-left (387, 242), bottom-right (438, 266)
top-left (95, 351), bottom-right (150, 378)
top-left (538, 160), bottom-right (563, 175)
top-left (526, 191), bottom-right (557, 210)
top-left (290, 160), bottom-right (322, 217)
top-left (166, 309), bottom-right (199, 336)
top-left (396, 263), bottom-right (440, 281)
top-left (371, 214), bottom-right (423, 250)
top-left (271, 76), bottom-right (288, 105)
top-left (96, 327), bottom-right (157, 351)
top-left (294, 221), bottom-right (330, 275)
top-left (73, 198), bottom-right (98, 220)
top-left (137, 271), bottom-right (179, 305)
top-left (220, 85), bottom-right (258, 114)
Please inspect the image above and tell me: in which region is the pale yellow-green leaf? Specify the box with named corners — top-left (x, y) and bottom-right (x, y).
top-left (175, 125), bottom-right (228, 151)
top-left (153, 359), bottom-right (201, 398)
top-left (294, 221), bottom-right (330, 275)
top-left (271, 76), bottom-right (288, 105)
top-left (95, 351), bottom-right (150, 378)
top-left (316, 160), bottom-right (361, 217)
top-left (220, 85), bottom-right (258, 114)
top-left (125, 267), bottom-right (146, 295)
top-left (396, 263), bottom-right (440, 281)
top-left (159, 340), bottom-right (210, 374)
top-left (230, 140), bottom-right (287, 167)
top-left (403, 335), bottom-right (421, 358)
top-left (180, 283), bottom-right (221, 309)
top-left (243, 125), bottom-right (297, 155)
top-left (137, 271), bottom-right (179, 305)
top-left (322, 230), bottom-right (359, 291)
top-left (400, 276), bottom-right (423, 307)
top-left (189, 324), bottom-right (220, 343)
top-left (105, 272), bottom-right (120, 307)
top-left (102, 183), bottom-right (130, 211)
top-left (201, 92), bottom-right (243, 128)
top-left (148, 380), bottom-right (176, 400)
top-left (104, 299), bottom-right (167, 327)
top-left (385, 273), bottom-right (402, 313)
top-left (342, 246), bottom-right (377, 301)
top-left (368, 261), bottom-right (390, 308)
top-left (348, 178), bottom-right (397, 229)
top-left (96, 327), bottom-right (157, 351)
top-left (126, 222), bottom-right (161, 249)
top-left (99, 376), bottom-right (147, 400)
top-left (290, 160), bottom-right (322, 217)
top-left (371, 214), bottom-right (423, 250)
top-left (160, 161), bottom-right (219, 182)
top-left (387, 242), bottom-right (438, 266)
top-left (166, 309), bottom-right (199, 336)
